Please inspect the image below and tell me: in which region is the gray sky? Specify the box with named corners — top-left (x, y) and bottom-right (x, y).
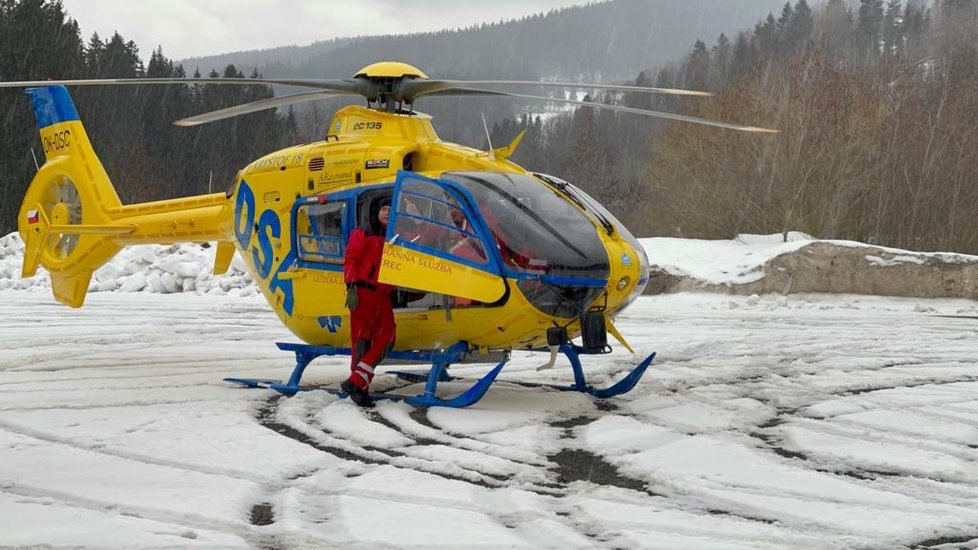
top-left (60, 0), bottom-right (593, 61)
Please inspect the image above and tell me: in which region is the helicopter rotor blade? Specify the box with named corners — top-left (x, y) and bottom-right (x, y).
top-left (0, 76), bottom-right (712, 98)
top-left (398, 79), bottom-right (711, 102)
top-left (0, 77), bottom-right (365, 95)
top-left (173, 90), bottom-right (350, 127)
top-left (428, 80), bottom-right (713, 97)
top-left (0, 73), bottom-right (771, 132)
top-left (414, 87), bottom-right (778, 133)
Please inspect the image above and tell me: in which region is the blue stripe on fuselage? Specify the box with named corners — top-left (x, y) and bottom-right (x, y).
top-left (27, 85), bottom-right (80, 129)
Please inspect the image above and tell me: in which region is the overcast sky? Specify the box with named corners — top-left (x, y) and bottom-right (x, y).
top-left (60, 0), bottom-right (593, 61)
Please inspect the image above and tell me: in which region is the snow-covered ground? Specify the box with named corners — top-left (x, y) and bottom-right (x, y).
top-left (2, 233), bottom-right (978, 549)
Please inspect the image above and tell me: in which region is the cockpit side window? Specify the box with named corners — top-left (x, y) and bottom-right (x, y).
top-left (296, 201), bottom-right (347, 264)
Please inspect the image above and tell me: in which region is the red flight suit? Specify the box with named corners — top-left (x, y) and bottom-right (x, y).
top-left (344, 227), bottom-right (395, 390)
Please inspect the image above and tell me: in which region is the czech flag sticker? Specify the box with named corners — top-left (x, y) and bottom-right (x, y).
top-left (27, 209), bottom-right (39, 224)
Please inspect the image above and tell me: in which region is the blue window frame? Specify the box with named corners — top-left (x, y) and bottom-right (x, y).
top-left (292, 194), bottom-right (350, 271)
top-left (292, 184), bottom-right (395, 272)
top-left (296, 200), bottom-right (346, 264)
top-left (388, 171), bottom-right (504, 275)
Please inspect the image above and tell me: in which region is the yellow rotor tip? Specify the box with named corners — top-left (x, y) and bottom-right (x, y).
top-left (661, 88), bottom-right (714, 97)
top-left (742, 126), bottom-right (780, 134)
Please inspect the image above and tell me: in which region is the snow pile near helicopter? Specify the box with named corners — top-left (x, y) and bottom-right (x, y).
top-left (3, 230), bottom-right (978, 299)
top-left (643, 232), bottom-right (978, 299)
top-left (0, 232), bottom-right (257, 296)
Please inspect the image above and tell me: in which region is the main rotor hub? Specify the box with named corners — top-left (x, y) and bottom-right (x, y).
top-left (354, 62), bottom-right (429, 111)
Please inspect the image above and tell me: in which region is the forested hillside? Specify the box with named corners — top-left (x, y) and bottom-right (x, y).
top-left (0, 0), bottom-right (784, 237)
top-left (657, 0), bottom-right (978, 254)
top-left (2, 0), bottom-right (977, 256)
top-left (497, 0), bottom-right (978, 254)
top-left (181, 0), bottom-right (788, 82)
top-left (179, 0), bottom-right (787, 155)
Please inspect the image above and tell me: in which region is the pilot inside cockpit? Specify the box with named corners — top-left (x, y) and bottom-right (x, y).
top-left (481, 198), bottom-right (545, 274)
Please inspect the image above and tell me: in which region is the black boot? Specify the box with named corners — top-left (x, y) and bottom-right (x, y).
top-left (340, 379), bottom-right (374, 408)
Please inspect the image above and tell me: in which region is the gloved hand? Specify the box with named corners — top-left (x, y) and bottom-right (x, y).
top-left (345, 285), bottom-right (359, 310)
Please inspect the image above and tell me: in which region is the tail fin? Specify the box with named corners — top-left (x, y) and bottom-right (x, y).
top-left (18, 86), bottom-right (129, 307)
top-left (18, 86), bottom-right (234, 307)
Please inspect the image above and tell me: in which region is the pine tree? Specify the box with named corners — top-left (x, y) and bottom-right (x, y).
top-left (777, 2), bottom-right (795, 49)
top-left (731, 32), bottom-right (752, 75)
top-left (935, 0), bottom-right (977, 76)
top-left (754, 13), bottom-right (779, 55)
top-left (902, 1), bottom-right (930, 60)
top-left (685, 40), bottom-right (710, 90)
top-left (882, 0), bottom-right (904, 58)
top-left (820, 0), bottom-right (854, 59)
top-left (712, 34), bottom-right (732, 82)
top-left (0, 0), bottom-right (85, 235)
top-left (787, 0), bottom-right (814, 50)
top-left (856, 0), bottom-right (885, 62)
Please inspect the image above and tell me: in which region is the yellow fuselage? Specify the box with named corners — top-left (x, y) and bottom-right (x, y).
top-left (21, 103), bottom-right (645, 353)
top-left (232, 106), bottom-right (643, 352)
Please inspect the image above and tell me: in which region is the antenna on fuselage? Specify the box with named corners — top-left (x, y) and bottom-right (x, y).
top-left (481, 113), bottom-right (495, 161)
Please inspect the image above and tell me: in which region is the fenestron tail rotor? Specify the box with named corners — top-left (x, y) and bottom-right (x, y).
top-left (0, 61), bottom-right (778, 133)
top-left (42, 177), bottom-right (83, 259)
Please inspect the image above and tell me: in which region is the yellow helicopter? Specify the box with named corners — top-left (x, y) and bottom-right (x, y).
top-left (5, 61), bottom-right (775, 407)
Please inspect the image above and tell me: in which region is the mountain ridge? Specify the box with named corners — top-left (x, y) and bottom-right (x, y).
top-left (177, 0), bottom-right (789, 82)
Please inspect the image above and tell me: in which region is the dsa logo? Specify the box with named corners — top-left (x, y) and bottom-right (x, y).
top-left (318, 316), bottom-right (343, 333)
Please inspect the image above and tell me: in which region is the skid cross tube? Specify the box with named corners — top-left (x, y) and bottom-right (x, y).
top-left (224, 341), bottom-right (506, 408)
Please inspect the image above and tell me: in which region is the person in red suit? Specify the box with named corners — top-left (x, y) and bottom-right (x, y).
top-left (341, 197), bottom-right (395, 407)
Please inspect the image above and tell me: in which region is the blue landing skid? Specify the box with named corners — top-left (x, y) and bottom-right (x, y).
top-left (391, 344), bottom-right (656, 399)
top-left (224, 342), bottom-right (656, 407)
top-left (223, 341), bottom-right (506, 408)
top-left (515, 344), bottom-right (657, 398)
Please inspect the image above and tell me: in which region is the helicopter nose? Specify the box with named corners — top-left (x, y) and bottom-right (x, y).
top-left (605, 238), bottom-right (649, 315)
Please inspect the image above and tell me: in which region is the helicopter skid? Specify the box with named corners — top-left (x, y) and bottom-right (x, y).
top-left (392, 344), bottom-right (656, 399)
top-left (223, 342), bottom-right (654, 406)
top-left (223, 341), bottom-right (507, 408)
top-left (222, 377), bottom-right (313, 396)
top-left (498, 344), bottom-right (656, 398)
top-left (222, 377), bottom-right (421, 405)
top-left (561, 343), bottom-right (656, 398)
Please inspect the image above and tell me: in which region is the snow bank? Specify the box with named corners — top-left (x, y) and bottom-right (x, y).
top-left (0, 233), bottom-right (258, 297)
top-left (4, 230), bottom-right (978, 300)
top-left (639, 232), bottom-right (814, 285)
top-left (642, 233), bottom-right (978, 299)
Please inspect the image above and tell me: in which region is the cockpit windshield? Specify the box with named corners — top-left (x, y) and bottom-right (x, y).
top-left (534, 172), bottom-right (650, 282)
top-left (441, 172), bottom-right (610, 318)
top-left (442, 172), bottom-right (610, 279)
top-left (535, 173), bottom-right (651, 312)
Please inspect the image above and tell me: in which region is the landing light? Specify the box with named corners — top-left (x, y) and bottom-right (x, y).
top-left (617, 276), bottom-right (630, 291)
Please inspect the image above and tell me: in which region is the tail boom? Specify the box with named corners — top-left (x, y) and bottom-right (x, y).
top-left (106, 194), bottom-right (229, 245)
